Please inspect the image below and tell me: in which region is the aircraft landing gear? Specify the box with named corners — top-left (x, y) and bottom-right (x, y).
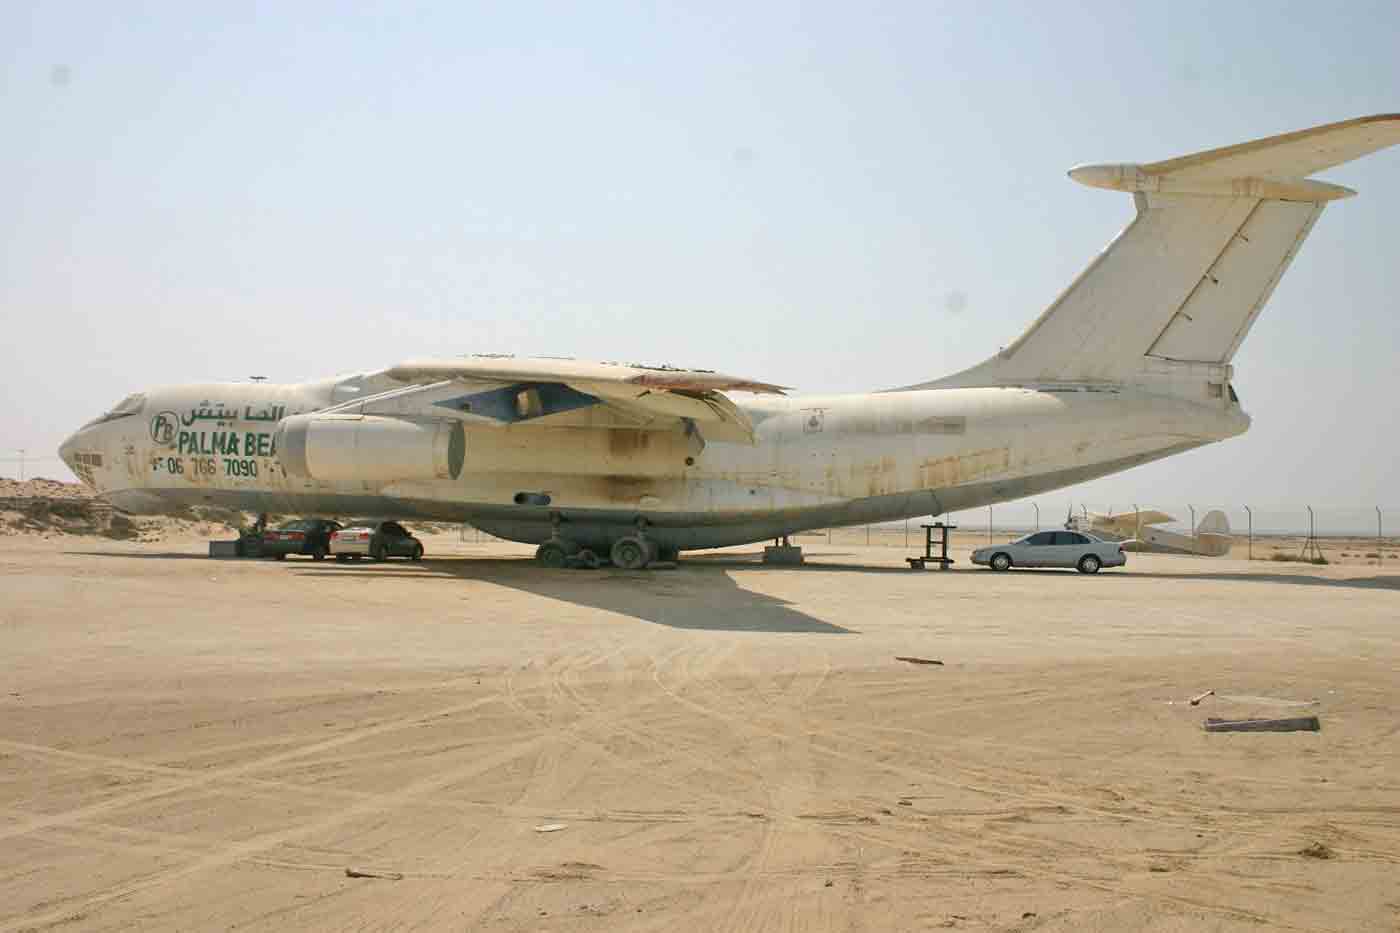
top-left (535, 539), bottom-right (574, 568)
top-left (531, 516), bottom-right (674, 570)
top-left (610, 535), bottom-right (654, 570)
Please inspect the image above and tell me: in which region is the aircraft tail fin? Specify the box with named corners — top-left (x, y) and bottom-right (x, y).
top-left (907, 115), bottom-right (1400, 392)
top-left (1196, 509), bottom-right (1230, 537)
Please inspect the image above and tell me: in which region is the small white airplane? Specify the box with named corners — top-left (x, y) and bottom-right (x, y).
top-left (1070, 508), bottom-right (1232, 557)
top-left (60, 114), bottom-right (1400, 568)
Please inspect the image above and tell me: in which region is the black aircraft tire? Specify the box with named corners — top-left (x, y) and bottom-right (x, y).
top-left (610, 536), bottom-right (652, 571)
top-left (536, 542), bottom-right (569, 568)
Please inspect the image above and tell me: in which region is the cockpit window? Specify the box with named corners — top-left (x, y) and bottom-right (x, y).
top-left (112, 393), bottom-right (147, 413)
top-left (84, 393), bottom-right (147, 427)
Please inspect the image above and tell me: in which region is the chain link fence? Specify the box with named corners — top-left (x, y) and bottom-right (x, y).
top-left (0, 455), bottom-right (68, 483)
top-left (4, 451), bottom-right (1396, 563)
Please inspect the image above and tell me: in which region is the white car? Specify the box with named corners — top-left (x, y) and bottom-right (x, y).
top-left (972, 530), bottom-right (1126, 574)
top-left (328, 520), bottom-right (424, 562)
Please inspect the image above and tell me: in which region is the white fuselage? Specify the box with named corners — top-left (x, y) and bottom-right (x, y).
top-left (59, 370), bottom-right (1248, 551)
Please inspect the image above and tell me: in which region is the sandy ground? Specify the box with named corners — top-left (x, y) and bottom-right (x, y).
top-left (2, 528), bottom-right (1399, 932)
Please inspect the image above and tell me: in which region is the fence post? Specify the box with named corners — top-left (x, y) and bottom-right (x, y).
top-left (1301, 505), bottom-right (1319, 561)
top-left (1032, 502), bottom-right (1039, 532)
top-left (1189, 504), bottom-right (1196, 549)
top-left (1244, 505), bottom-right (1252, 561)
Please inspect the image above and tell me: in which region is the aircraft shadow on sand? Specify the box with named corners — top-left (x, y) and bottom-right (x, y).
top-left (291, 557), bottom-right (857, 634)
top-left (1113, 569), bottom-right (1400, 591)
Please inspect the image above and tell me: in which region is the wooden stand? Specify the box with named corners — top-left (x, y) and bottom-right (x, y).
top-left (907, 522), bottom-right (956, 570)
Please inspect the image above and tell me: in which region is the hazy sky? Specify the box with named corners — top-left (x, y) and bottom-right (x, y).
top-left (3, 1), bottom-right (1398, 518)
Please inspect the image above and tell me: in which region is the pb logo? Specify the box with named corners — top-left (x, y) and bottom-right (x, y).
top-left (150, 411), bottom-right (179, 447)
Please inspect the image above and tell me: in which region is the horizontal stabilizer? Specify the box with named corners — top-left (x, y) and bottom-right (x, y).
top-left (1139, 113), bottom-right (1400, 183)
top-left (907, 114), bottom-right (1400, 392)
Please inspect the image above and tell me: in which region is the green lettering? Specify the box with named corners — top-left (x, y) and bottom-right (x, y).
top-left (244, 433), bottom-right (257, 457)
top-left (177, 432), bottom-right (191, 454)
top-left (256, 434), bottom-right (271, 457)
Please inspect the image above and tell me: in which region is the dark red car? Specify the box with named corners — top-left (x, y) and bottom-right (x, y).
top-left (261, 519), bottom-right (342, 561)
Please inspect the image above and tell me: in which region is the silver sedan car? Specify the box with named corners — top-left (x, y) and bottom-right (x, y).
top-left (971, 530), bottom-right (1126, 574)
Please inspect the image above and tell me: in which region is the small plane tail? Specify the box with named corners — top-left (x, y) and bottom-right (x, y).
top-left (1196, 509), bottom-right (1229, 537)
top-left (907, 115), bottom-right (1400, 393)
top-left (1193, 509), bottom-right (1232, 557)
top-left (1118, 508), bottom-right (1232, 556)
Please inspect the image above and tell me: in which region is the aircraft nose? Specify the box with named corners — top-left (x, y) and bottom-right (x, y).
top-left (57, 431), bottom-right (78, 473)
top-left (58, 424), bottom-right (99, 488)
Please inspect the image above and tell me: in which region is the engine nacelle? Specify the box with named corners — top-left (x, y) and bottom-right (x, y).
top-left (276, 414), bottom-right (465, 483)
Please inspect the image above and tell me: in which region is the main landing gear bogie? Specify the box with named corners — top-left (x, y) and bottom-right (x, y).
top-left (533, 534), bottom-right (675, 570)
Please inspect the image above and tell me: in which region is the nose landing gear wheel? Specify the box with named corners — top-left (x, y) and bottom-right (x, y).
top-left (610, 535), bottom-right (653, 570)
top-left (535, 541), bottom-right (570, 568)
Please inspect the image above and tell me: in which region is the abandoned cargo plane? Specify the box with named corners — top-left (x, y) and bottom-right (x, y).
top-left (60, 114), bottom-right (1400, 568)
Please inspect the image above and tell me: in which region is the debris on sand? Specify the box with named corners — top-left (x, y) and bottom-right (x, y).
top-left (534, 823), bottom-right (568, 833)
top-left (1299, 842), bottom-right (1334, 859)
top-left (895, 656), bottom-right (944, 666)
top-left (345, 868), bottom-right (404, 880)
top-left (1188, 689), bottom-right (1214, 706)
top-left (1203, 716), bottom-right (1321, 733)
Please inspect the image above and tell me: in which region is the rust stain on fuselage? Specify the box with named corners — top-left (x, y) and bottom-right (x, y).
top-left (593, 473), bottom-right (657, 504)
top-left (608, 429), bottom-right (652, 458)
top-left (917, 447), bottom-right (1012, 489)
